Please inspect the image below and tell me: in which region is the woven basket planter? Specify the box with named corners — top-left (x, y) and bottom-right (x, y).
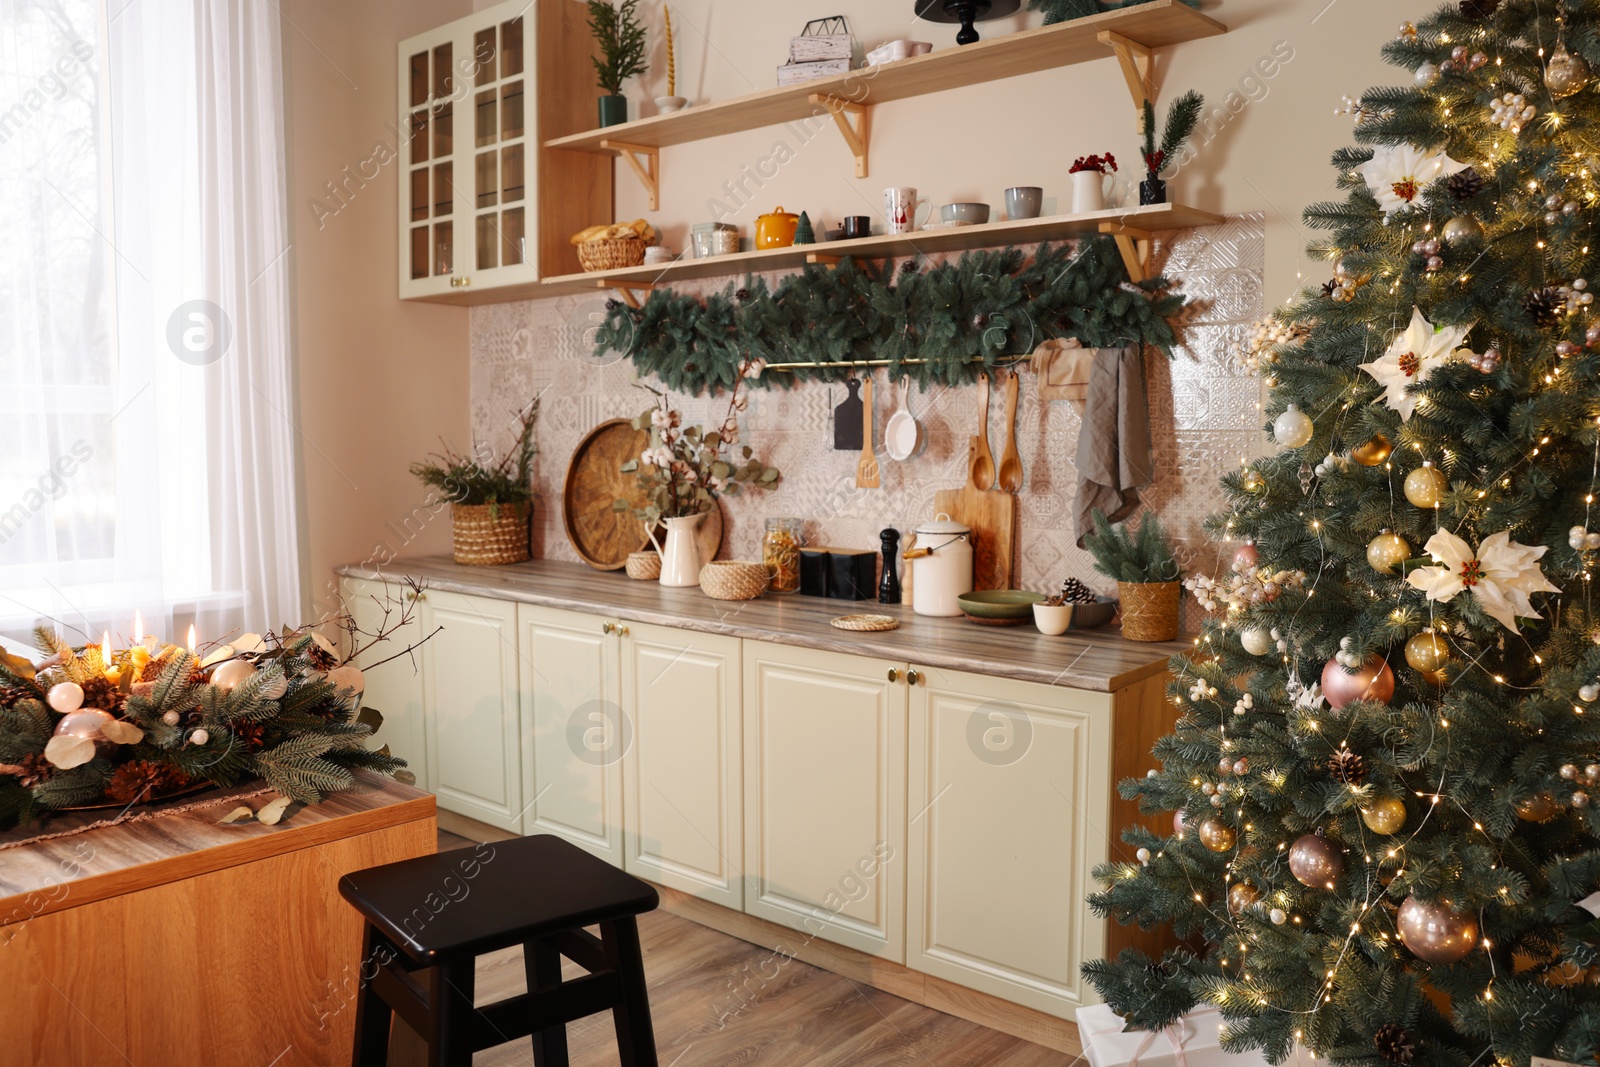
top-left (625, 551), bottom-right (662, 581)
top-left (577, 237), bottom-right (646, 272)
top-left (700, 561), bottom-right (769, 601)
top-left (452, 502), bottom-right (531, 566)
top-left (1117, 580), bottom-right (1181, 642)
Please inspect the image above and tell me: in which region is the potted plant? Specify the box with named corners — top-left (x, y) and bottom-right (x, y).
top-left (1139, 90), bottom-right (1204, 205)
top-left (616, 364), bottom-right (780, 587)
top-left (1069, 153), bottom-right (1117, 214)
top-left (410, 400), bottom-right (538, 566)
top-left (1083, 508), bottom-right (1182, 641)
top-left (587, 0), bottom-right (648, 128)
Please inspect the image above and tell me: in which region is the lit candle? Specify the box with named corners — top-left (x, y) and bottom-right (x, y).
top-left (187, 624), bottom-right (197, 657)
top-left (101, 631), bottom-right (119, 684)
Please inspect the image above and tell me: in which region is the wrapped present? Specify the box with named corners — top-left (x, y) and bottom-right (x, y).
top-left (1078, 1004), bottom-right (1319, 1067)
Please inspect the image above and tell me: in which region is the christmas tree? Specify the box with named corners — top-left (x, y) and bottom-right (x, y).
top-left (1085, 4), bottom-right (1600, 1065)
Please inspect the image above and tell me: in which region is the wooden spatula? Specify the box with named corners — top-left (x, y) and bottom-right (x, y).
top-left (998, 368), bottom-right (1023, 493)
top-left (856, 374), bottom-right (880, 488)
top-left (972, 372), bottom-right (996, 490)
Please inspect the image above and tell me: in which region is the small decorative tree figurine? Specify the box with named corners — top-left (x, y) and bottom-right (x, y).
top-left (1138, 90), bottom-right (1204, 205)
top-left (792, 211), bottom-right (816, 245)
top-left (586, 0), bottom-right (647, 128)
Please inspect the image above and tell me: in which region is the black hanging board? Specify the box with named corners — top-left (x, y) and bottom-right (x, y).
top-left (834, 378), bottom-right (863, 450)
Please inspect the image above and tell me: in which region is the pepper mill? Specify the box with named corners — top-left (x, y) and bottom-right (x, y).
top-left (879, 528), bottom-right (902, 605)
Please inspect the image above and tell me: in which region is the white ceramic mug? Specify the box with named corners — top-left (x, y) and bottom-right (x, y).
top-left (884, 186), bottom-right (932, 234)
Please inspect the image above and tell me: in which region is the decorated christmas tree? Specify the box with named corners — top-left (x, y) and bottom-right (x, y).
top-left (1085, 3), bottom-right (1600, 1065)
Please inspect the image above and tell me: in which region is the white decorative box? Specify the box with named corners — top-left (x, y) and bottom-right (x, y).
top-left (1078, 1004), bottom-right (1320, 1067)
top-left (775, 58), bottom-right (851, 87)
top-left (789, 32), bottom-right (852, 63)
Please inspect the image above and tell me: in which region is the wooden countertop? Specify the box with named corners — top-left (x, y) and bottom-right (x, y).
top-left (0, 772), bottom-right (434, 921)
top-left (338, 556), bottom-right (1192, 693)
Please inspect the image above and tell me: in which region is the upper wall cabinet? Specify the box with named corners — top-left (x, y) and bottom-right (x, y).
top-left (397, 0), bottom-right (611, 303)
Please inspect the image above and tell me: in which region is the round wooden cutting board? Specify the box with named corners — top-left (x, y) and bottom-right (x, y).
top-left (565, 419), bottom-right (652, 570)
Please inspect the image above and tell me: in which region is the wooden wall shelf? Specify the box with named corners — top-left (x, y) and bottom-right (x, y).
top-left (537, 202), bottom-right (1222, 298)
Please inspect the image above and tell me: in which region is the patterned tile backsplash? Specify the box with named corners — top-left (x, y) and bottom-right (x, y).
top-left (470, 214), bottom-right (1266, 625)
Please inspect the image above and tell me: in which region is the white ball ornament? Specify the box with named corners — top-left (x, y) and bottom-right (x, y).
top-left (1414, 61), bottom-right (1439, 87)
top-left (47, 682), bottom-right (85, 713)
top-left (209, 659), bottom-right (258, 691)
top-left (190, 728), bottom-right (210, 746)
top-left (1582, 685), bottom-right (1599, 703)
top-left (162, 710), bottom-right (181, 726)
top-left (1240, 627), bottom-right (1272, 656)
top-left (1270, 907), bottom-right (1287, 925)
top-left (1573, 527), bottom-right (1589, 551)
top-left (1136, 847), bottom-right (1151, 865)
top-left (1274, 403), bottom-right (1314, 448)
top-left (261, 674), bottom-right (289, 700)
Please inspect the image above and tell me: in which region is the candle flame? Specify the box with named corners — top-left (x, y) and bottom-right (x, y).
top-left (101, 631), bottom-right (111, 670)
top-left (187, 624), bottom-right (197, 655)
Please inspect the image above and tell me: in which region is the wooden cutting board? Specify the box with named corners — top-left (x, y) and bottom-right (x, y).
top-left (932, 436), bottom-right (1018, 591)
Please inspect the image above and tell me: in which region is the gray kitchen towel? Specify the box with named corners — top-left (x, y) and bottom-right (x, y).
top-left (1075, 344), bottom-right (1153, 546)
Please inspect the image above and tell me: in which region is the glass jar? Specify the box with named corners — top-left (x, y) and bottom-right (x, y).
top-left (763, 518), bottom-right (804, 594)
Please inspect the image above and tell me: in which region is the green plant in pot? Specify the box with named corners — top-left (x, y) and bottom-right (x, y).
top-left (410, 400), bottom-right (538, 566)
top-left (1138, 90), bottom-right (1203, 206)
top-left (587, 0), bottom-right (648, 128)
top-left (1083, 507), bottom-right (1181, 641)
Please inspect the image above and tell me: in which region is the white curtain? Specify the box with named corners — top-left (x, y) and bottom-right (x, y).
top-left (0, 0), bottom-right (302, 653)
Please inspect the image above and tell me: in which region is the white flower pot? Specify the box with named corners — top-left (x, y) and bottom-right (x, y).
top-left (1033, 603), bottom-right (1073, 636)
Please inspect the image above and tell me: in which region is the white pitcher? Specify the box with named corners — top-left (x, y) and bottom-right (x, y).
top-left (647, 512), bottom-right (707, 587)
top-left (1071, 169), bottom-right (1112, 214)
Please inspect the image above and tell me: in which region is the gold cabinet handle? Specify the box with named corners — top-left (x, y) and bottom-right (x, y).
top-left (448, 276), bottom-right (459, 288)
top-left (616, 624), bottom-right (629, 637)
top-left (887, 668), bottom-right (899, 682)
top-left (907, 669), bottom-right (920, 686)
top-left (459, 276), bottom-right (472, 287)
top-left (602, 621), bottom-right (615, 634)
top-left (405, 591), bottom-right (426, 603)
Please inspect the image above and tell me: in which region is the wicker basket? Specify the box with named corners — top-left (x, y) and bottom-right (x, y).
top-left (700, 561), bottom-right (769, 601)
top-left (1118, 580), bottom-right (1181, 642)
top-left (625, 550), bottom-right (662, 581)
top-left (577, 237), bottom-right (647, 272)
top-left (451, 502), bottom-right (531, 566)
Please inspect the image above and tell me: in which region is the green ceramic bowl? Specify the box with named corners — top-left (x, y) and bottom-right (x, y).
top-left (957, 590), bottom-right (1046, 624)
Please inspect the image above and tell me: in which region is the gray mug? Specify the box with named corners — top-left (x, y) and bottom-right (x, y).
top-left (1005, 186), bottom-right (1043, 220)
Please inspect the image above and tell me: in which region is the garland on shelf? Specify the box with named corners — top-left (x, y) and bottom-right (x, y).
top-left (591, 237), bottom-right (1187, 395)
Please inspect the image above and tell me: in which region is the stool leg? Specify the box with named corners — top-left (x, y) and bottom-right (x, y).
top-left (603, 918), bottom-right (658, 1067)
top-left (350, 925), bottom-right (392, 1067)
top-left (525, 938), bottom-right (570, 1067)
top-left (427, 960), bottom-right (477, 1067)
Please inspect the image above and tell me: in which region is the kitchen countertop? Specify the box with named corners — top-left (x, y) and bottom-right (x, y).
top-left (336, 556), bottom-right (1194, 693)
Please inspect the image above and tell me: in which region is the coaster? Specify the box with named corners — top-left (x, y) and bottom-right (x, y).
top-left (830, 614), bottom-right (899, 632)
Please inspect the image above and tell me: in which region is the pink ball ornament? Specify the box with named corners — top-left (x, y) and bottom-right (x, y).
top-left (1173, 809), bottom-right (1187, 835)
top-left (1232, 542), bottom-right (1259, 572)
top-left (1288, 832), bottom-right (1345, 888)
top-left (1397, 896), bottom-right (1479, 964)
top-left (52, 709), bottom-right (114, 745)
top-left (1321, 655), bottom-right (1395, 710)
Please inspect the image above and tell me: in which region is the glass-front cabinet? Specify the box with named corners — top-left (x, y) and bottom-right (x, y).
top-left (397, 0), bottom-right (609, 301)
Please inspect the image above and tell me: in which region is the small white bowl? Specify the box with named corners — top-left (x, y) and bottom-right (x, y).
top-left (1033, 602), bottom-right (1073, 636)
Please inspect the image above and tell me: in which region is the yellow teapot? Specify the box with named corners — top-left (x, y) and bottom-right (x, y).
top-left (755, 206), bottom-right (799, 249)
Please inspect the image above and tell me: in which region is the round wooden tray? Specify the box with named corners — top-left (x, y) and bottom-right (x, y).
top-left (830, 614), bottom-right (899, 632)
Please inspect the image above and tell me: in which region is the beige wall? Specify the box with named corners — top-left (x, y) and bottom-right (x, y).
top-left (280, 0), bottom-right (474, 617)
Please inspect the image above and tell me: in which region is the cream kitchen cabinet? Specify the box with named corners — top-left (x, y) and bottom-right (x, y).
top-left (906, 665), bottom-right (1114, 1017)
top-left (741, 642), bottom-right (908, 962)
top-left (396, 0), bottom-right (609, 302)
top-left (340, 577), bottom-right (427, 786)
top-left (620, 622), bottom-right (743, 910)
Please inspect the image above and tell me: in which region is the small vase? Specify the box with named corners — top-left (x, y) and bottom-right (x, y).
top-left (598, 94), bottom-right (628, 127)
top-left (648, 512), bottom-right (708, 587)
top-left (1139, 172), bottom-right (1167, 206)
top-left (1032, 602), bottom-right (1073, 636)
top-left (654, 95), bottom-right (688, 114)
top-left (1071, 170), bottom-right (1108, 214)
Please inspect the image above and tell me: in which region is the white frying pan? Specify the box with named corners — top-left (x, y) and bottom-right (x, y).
top-left (884, 376), bottom-right (924, 462)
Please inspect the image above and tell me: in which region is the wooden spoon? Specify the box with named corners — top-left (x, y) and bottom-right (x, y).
top-left (997, 368), bottom-right (1022, 493)
top-left (971, 372), bottom-right (996, 490)
top-left (856, 374), bottom-right (880, 488)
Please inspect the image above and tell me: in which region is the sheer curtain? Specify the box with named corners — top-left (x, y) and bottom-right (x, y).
top-left (0, 0), bottom-right (301, 653)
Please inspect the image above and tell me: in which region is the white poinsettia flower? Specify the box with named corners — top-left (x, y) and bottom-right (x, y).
top-left (1357, 143), bottom-right (1470, 216)
top-left (1359, 307), bottom-right (1470, 420)
top-left (1405, 529), bottom-right (1560, 631)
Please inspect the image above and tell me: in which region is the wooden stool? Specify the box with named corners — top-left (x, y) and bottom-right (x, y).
top-left (338, 834), bottom-right (660, 1067)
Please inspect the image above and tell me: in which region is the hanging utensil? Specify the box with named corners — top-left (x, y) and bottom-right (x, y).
top-left (856, 373), bottom-right (880, 488)
top-left (971, 372), bottom-right (996, 490)
top-left (998, 368), bottom-right (1023, 493)
top-left (884, 375), bottom-right (923, 462)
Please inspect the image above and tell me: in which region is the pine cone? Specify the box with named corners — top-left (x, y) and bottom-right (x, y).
top-left (8, 752), bottom-right (53, 789)
top-left (234, 721), bottom-right (267, 751)
top-left (1320, 279), bottom-right (1339, 299)
top-left (1061, 577), bottom-right (1099, 604)
top-left (0, 682), bottom-right (40, 708)
top-left (107, 760), bottom-right (178, 804)
top-left (1524, 286), bottom-right (1564, 327)
top-left (1458, 0), bottom-right (1500, 18)
top-left (1448, 168), bottom-right (1485, 200)
top-left (79, 675), bottom-right (121, 711)
top-left (735, 287), bottom-right (751, 303)
top-left (900, 260), bottom-right (919, 276)
top-left (1375, 1024), bottom-right (1415, 1064)
top-left (140, 654), bottom-right (170, 683)
top-left (973, 313), bottom-right (991, 330)
top-left (605, 298), bottom-right (622, 311)
top-left (1328, 747), bottom-right (1368, 785)
top-left (306, 644), bottom-right (337, 672)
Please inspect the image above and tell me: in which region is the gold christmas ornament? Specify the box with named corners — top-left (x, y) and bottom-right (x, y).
top-left (1228, 882), bottom-right (1260, 914)
top-left (1546, 45), bottom-right (1592, 99)
top-left (1361, 797), bottom-right (1407, 835)
top-left (1397, 895), bottom-right (1479, 963)
top-left (1515, 791), bottom-right (1561, 822)
top-left (1352, 434), bottom-right (1394, 467)
top-left (1403, 631), bottom-right (1451, 684)
top-left (1441, 215), bottom-right (1485, 248)
top-left (1367, 532), bottom-right (1411, 574)
top-left (1289, 832), bottom-right (1345, 888)
top-left (1198, 817), bottom-right (1236, 853)
top-left (1403, 463), bottom-right (1447, 508)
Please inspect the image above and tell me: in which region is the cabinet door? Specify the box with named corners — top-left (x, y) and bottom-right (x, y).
top-left (621, 622), bottom-right (742, 909)
top-left (518, 604), bottom-right (624, 865)
top-left (397, 21), bottom-right (464, 299)
top-left (341, 578), bottom-right (427, 788)
top-left (742, 642), bottom-right (907, 961)
top-left (417, 591), bottom-right (523, 831)
top-left (906, 666), bottom-right (1113, 1017)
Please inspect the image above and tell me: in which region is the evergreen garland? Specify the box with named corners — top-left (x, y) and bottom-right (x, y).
top-left (591, 237), bottom-right (1187, 394)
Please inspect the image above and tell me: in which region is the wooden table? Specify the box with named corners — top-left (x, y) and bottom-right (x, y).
top-left (1, 772), bottom-right (436, 1067)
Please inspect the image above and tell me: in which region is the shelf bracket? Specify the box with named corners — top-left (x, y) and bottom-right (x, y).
top-left (1099, 222), bottom-right (1155, 283)
top-left (591, 279), bottom-right (656, 308)
top-left (808, 94), bottom-right (871, 179)
top-left (598, 139), bottom-right (660, 211)
top-left (1097, 30), bottom-right (1154, 122)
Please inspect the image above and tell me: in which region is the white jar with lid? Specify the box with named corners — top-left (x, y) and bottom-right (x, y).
top-left (907, 514), bottom-right (974, 617)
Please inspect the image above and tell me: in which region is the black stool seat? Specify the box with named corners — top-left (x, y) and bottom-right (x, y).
top-left (339, 834), bottom-right (660, 1067)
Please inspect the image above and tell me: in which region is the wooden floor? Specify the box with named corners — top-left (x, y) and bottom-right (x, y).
top-left (435, 830), bottom-right (1077, 1066)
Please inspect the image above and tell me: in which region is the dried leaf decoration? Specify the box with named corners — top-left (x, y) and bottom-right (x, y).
top-left (256, 795), bottom-right (292, 826)
top-left (43, 734), bottom-right (95, 770)
top-left (218, 806), bottom-right (254, 824)
top-left (100, 719), bottom-right (145, 745)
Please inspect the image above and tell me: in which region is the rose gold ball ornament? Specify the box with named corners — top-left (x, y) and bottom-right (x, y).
top-left (1352, 434), bottom-right (1394, 467)
top-left (1198, 818), bottom-right (1236, 852)
top-left (1321, 655), bottom-right (1396, 710)
top-left (1404, 463), bottom-right (1447, 508)
top-left (1173, 809), bottom-right (1187, 836)
top-left (1361, 797), bottom-right (1408, 835)
top-left (46, 681), bottom-right (85, 713)
top-left (1367, 531), bottom-right (1411, 574)
top-left (1546, 45), bottom-right (1592, 99)
top-left (1397, 896), bottom-right (1480, 964)
top-left (1404, 632), bottom-right (1451, 685)
top-left (209, 659), bottom-right (258, 691)
top-left (1289, 832), bottom-right (1345, 888)
top-left (52, 708), bottom-right (114, 742)
top-left (1233, 541), bottom-right (1259, 571)
top-left (1228, 883), bottom-right (1260, 914)
top-left (1515, 791), bottom-right (1561, 822)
